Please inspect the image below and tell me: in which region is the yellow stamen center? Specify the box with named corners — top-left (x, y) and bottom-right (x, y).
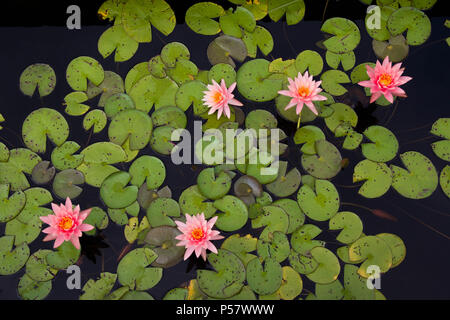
top-left (191, 228), bottom-right (204, 240)
top-left (298, 86), bottom-right (310, 97)
top-left (379, 73), bottom-right (393, 87)
top-left (213, 91), bottom-right (223, 104)
top-left (59, 216), bottom-right (74, 231)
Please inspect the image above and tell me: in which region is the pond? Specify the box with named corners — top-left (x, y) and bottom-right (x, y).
top-left (0, 0), bottom-right (449, 300)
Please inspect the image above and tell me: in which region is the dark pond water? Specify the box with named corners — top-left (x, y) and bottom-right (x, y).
top-left (0, 16), bottom-right (449, 300)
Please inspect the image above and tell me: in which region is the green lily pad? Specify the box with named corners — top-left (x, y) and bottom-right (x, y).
top-left (80, 272), bottom-right (117, 300)
top-left (152, 106), bottom-right (187, 129)
top-left (236, 59), bottom-right (282, 102)
top-left (311, 279), bottom-right (344, 300)
top-left (25, 249), bottom-right (58, 282)
top-left (144, 226), bottom-right (184, 268)
top-left (294, 125), bottom-right (326, 155)
top-left (291, 224), bottom-right (324, 255)
top-left (390, 151), bottom-right (438, 199)
top-left (242, 26), bottom-right (274, 57)
top-left (66, 56), bottom-right (104, 91)
top-left (350, 62), bottom-right (376, 84)
top-left (353, 160), bottom-right (392, 198)
top-left (109, 109), bottom-right (153, 150)
top-left (297, 179), bottom-right (340, 221)
top-left (83, 109), bottom-right (107, 133)
top-left (329, 211), bottom-right (363, 244)
top-left (104, 93), bottom-right (135, 118)
top-left (277, 266), bottom-right (303, 300)
top-left (343, 130), bottom-right (363, 150)
top-left (125, 62), bottom-right (150, 93)
top-left (160, 42), bottom-right (190, 68)
top-left (387, 7), bottom-right (431, 45)
top-left (19, 63), bottom-right (56, 98)
top-left (268, 0), bottom-right (305, 25)
top-left (81, 142), bottom-right (127, 164)
top-left (325, 51), bottom-right (356, 71)
top-left (18, 274), bottom-right (51, 300)
top-left (234, 175), bottom-right (263, 198)
top-left (343, 264), bottom-right (375, 300)
top-left (179, 185), bottom-right (216, 219)
top-left (150, 126), bottom-right (177, 155)
top-left (0, 149), bottom-right (41, 191)
top-left (246, 257), bottom-right (282, 295)
top-left (245, 109), bottom-right (277, 134)
top-left (321, 17), bottom-right (361, 54)
top-left (306, 247), bottom-right (341, 284)
top-left (185, 2), bottom-right (225, 35)
top-left (365, 5), bottom-right (395, 41)
top-left (213, 195), bottom-right (248, 232)
top-left (98, 24), bottom-right (139, 62)
top-left (175, 80), bottom-right (208, 114)
top-left (266, 161), bottom-right (301, 197)
top-left (197, 249), bottom-right (246, 299)
top-left (5, 216), bottom-right (42, 245)
top-left (0, 142), bottom-right (8, 162)
top-left (31, 161), bottom-right (55, 185)
top-left (52, 169), bottom-right (85, 200)
top-left (273, 199), bottom-right (305, 234)
top-left (321, 71), bottom-right (350, 96)
top-left (373, 35), bottom-right (410, 63)
top-left (440, 165), bottom-right (450, 198)
top-left (117, 248), bottom-right (162, 291)
top-left (129, 156), bottom-right (166, 189)
top-left (86, 71), bottom-right (124, 107)
top-left (15, 187), bottom-right (52, 224)
top-left (349, 235), bottom-right (393, 278)
top-left (51, 141), bottom-right (84, 170)
top-left (163, 288), bottom-right (188, 300)
top-left (251, 205), bottom-right (289, 240)
top-left (100, 171), bottom-right (138, 209)
top-left (295, 50), bottom-right (324, 76)
top-left (22, 108), bottom-right (69, 153)
top-left (301, 140), bottom-right (342, 179)
top-left (376, 232), bottom-right (406, 268)
top-left (129, 75), bottom-right (178, 112)
top-left (288, 249), bottom-right (318, 275)
top-left (221, 234), bottom-right (257, 267)
top-left (166, 60), bottom-right (199, 85)
top-left (197, 168), bottom-right (232, 200)
top-left (125, 216), bottom-right (148, 243)
top-left (361, 125), bottom-right (398, 162)
top-left (84, 207), bottom-right (109, 236)
top-left (208, 63), bottom-right (237, 87)
top-left (207, 35), bottom-right (247, 67)
top-left (257, 231), bottom-right (290, 263)
top-left (0, 184), bottom-right (26, 223)
top-left (46, 241), bottom-right (80, 270)
top-left (324, 103), bottom-right (358, 133)
top-left (431, 140), bottom-right (450, 162)
top-left (146, 198), bottom-right (180, 227)
top-left (0, 235), bottom-right (30, 275)
top-left (220, 6), bottom-right (256, 38)
top-left (77, 163), bottom-right (119, 188)
top-left (431, 118), bottom-right (450, 139)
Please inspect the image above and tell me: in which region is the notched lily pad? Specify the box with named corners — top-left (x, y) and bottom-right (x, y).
top-left (20, 63), bottom-right (56, 98)
top-left (31, 161), bottom-right (56, 185)
top-left (144, 226), bottom-right (185, 268)
top-left (52, 169), bottom-right (85, 200)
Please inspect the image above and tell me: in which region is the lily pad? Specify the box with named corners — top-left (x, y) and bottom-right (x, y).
top-left (77, 163), bottom-right (119, 188)
top-left (22, 108), bottom-right (69, 153)
top-left (295, 50), bottom-right (324, 76)
top-left (152, 106), bottom-right (187, 129)
top-left (52, 169), bottom-right (85, 200)
top-left (109, 109), bottom-right (153, 150)
top-left (80, 272), bottom-right (117, 300)
top-left (343, 264), bottom-right (375, 300)
top-left (98, 24), bottom-right (139, 62)
top-left (197, 249), bottom-right (246, 299)
top-left (146, 198), bottom-right (180, 227)
top-left (291, 224), bottom-right (324, 255)
top-left (373, 35), bottom-right (409, 62)
top-left (207, 35), bottom-right (247, 67)
top-left (0, 149), bottom-right (41, 191)
top-left (213, 195), bottom-right (248, 232)
top-left (246, 257), bottom-right (282, 295)
top-left (125, 62), bottom-right (150, 93)
top-left (117, 248), bottom-right (162, 291)
top-left (325, 51), bottom-right (356, 71)
top-left (129, 156), bottom-right (166, 189)
top-left (197, 168), bottom-right (232, 200)
top-left (104, 93), bottom-right (135, 118)
top-left (440, 165), bottom-right (450, 198)
top-left (242, 26), bottom-right (274, 57)
top-left (294, 125), bottom-right (326, 155)
top-left (0, 184), bottom-right (26, 223)
top-left (31, 161), bottom-right (55, 185)
top-left (321, 17), bottom-right (361, 54)
top-left (81, 142), bottom-right (127, 164)
top-left (273, 199), bottom-right (305, 234)
top-left (46, 241), bottom-right (80, 270)
top-left (208, 63), bottom-right (237, 87)
top-left (5, 216), bottom-right (42, 245)
top-left (387, 7), bottom-right (431, 46)
top-left (19, 63), bottom-right (56, 98)
top-left (236, 59), bottom-right (282, 102)
top-left (221, 234), bottom-right (257, 267)
top-left (83, 110), bottom-right (107, 133)
top-left (324, 103), bottom-right (358, 133)
top-left (288, 249), bottom-right (318, 275)
top-left (266, 161), bottom-right (301, 197)
top-left (150, 126), bottom-right (177, 155)
top-left (100, 171), bottom-right (138, 209)
top-left (301, 140), bottom-right (342, 179)
top-left (129, 75), bottom-right (178, 112)
top-left (144, 226), bottom-right (185, 268)
top-left (25, 249), bottom-right (58, 282)
top-left (83, 207), bottom-right (109, 236)
top-left (175, 80), bottom-right (208, 114)
top-left (353, 160), bottom-right (392, 198)
top-left (51, 141), bottom-right (84, 170)
top-left (329, 211), bottom-right (363, 244)
top-left (257, 231), bottom-right (290, 263)
top-left (185, 2), bottom-right (225, 35)
top-left (179, 185), bottom-right (216, 219)
top-left (219, 6), bottom-right (256, 38)
top-left (306, 247), bottom-right (341, 284)
top-left (268, 0), bottom-right (305, 25)
top-left (297, 179), bottom-right (340, 221)
top-left (365, 5), bottom-right (395, 41)
top-left (18, 274), bottom-right (51, 300)
top-left (66, 56), bottom-right (104, 91)
top-left (321, 71), bottom-right (350, 96)
top-left (390, 151), bottom-right (438, 199)
top-left (0, 235), bottom-right (30, 275)
top-left (361, 125), bottom-right (398, 162)
top-left (251, 205), bottom-right (289, 240)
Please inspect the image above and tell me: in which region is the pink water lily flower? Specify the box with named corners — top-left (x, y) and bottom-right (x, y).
top-left (278, 71), bottom-right (327, 116)
top-left (358, 56), bottom-right (412, 103)
top-left (202, 79), bottom-right (243, 119)
top-left (40, 197), bottom-right (94, 250)
top-left (175, 213), bottom-right (224, 261)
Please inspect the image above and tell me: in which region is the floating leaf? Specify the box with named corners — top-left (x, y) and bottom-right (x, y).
top-left (242, 26), bottom-right (274, 57)
top-left (376, 233), bottom-right (406, 268)
top-left (372, 35), bottom-right (409, 62)
top-left (288, 249), bottom-right (318, 275)
top-left (77, 162), bottom-right (119, 188)
top-left (25, 250), bottom-right (58, 282)
top-left (185, 2), bottom-right (225, 35)
top-left (310, 279), bottom-right (344, 300)
top-left (15, 187), bottom-right (52, 224)
top-left (31, 161), bottom-right (55, 185)
top-left (129, 75), bottom-right (178, 112)
top-left (64, 91), bottom-right (90, 116)
top-left (51, 141), bottom-right (84, 171)
top-left (440, 165), bottom-right (450, 198)
top-left (306, 247), bottom-right (340, 284)
top-left (0, 148), bottom-right (41, 191)
top-left (329, 211), bottom-right (363, 244)
top-left (5, 216), bottom-right (42, 245)
top-left (219, 6), bottom-right (256, 38)
top-left (81, 142), bottom-right (127, 164)
top-left (129, 155), bottom-right (166, 189)
top-left (125, 62), bottom-right (150, 93)
top-left (197, 249), bottom-right (246, 299)
top-left (175, 80), bottom-right (208, 114)
top-left (291, 224), bottom-right (324, 255)
top-left (266, 161), bottom-right (301, 197)
top-left (294, 125), bottom-right (326, 155)
top-left (18, 274), bottom-right (51, 300)
top-left (84, 207), bottom-right (109, 236)
top-left (321, 18), bottom-right (361, 54)
top-left (324, 103), bottom-right (358, 133)
top-left (52, 169), bottom-right (85, 200)
top-left (246, 257), bottom-right (282, 295)
top-left (353, 160), bottom-right (392, 198)
top-left (361, 125), bottom-right (399, 162)
top-left (163, 288), bottom-right (188, 300)
top-left (207, 35), bottom-right (247, 67)
top-left (121, 0), bottom-right (152, 42)
top-left (0, 235), bottom-right (30, 275)
top-left (221, 234), bottom-right (257, 267)
top-left (213, 195), bottom-right (248, 232)
top-left (80, 272), bottom-right (117, 300)
top-left (273, 199), bottom-right (305, 234)
top-left (321, 70), bottom-right (350, 96)
top-left (350, 62), bottom-right (375, 84)
top-left (46, 241), bottom-right (80, 270)
top-left (86, 71), bottom-right (124, 107)
top-left (83, 109), bottom-right (107, 133)
top-left (152, 106), bottom-right (187, 129)
top-left (104, 93), bottom-right (135, 118)
top-left (146, 198), bottom-right (180, 227)
top-left (295, 50), bottom-right (323, 76)
top-left (150, 126), bottom-right (177, 155)
top-left (208, 63), bottom-right (237, 87)
top-left (252, 205), bottom-right (289, 240)
top-left (179, 185), bottom-right (217, 219)
top-left (390, 151), bottom-right (438, 199)
top-left (325, 51), bottom-right (356, 71)
top-left (387, 7), bottom-right (431, 45)
top-left (22, 108), bottom-right (69, 153)
top-left (98, 24), bottom-right (139, 62)
top-left (257, 231), bottom-right (290, 263)
top-left (301, 140), bottom-right (342, 179)
top-left (0, 184), bottom-right (26, 223)
top-left (144, 226), bottom-right (185, 268)
top-left (117, 248), bottom-right (162, 291)
top-left (66, 56), bottom-right (104, 91)
top-left (365, 5), bottom-right (395, 41)
top-left (19, 63), bottom-right (56, 98)
top-left (349, 235), bottom-right (392, 278)
top-left (343, 264), bottom-right (375, 300)
top-left (268, 0), bottom-right (305, 25)
top-left (100, 171), bottom-right (138, 209)
top-left (197, 168), bottom-right (232, 200)
top-left (109, 109), bottom-right (153, 150)
top-left (297, 179), bottom-right (339, 221)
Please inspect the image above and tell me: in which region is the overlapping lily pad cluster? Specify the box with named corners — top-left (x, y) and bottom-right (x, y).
top-left (0, 0), bottom-right (448, 300)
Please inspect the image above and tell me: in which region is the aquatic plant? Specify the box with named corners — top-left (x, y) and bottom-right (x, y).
top-left (0, 0), bottom-right (447, 301)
